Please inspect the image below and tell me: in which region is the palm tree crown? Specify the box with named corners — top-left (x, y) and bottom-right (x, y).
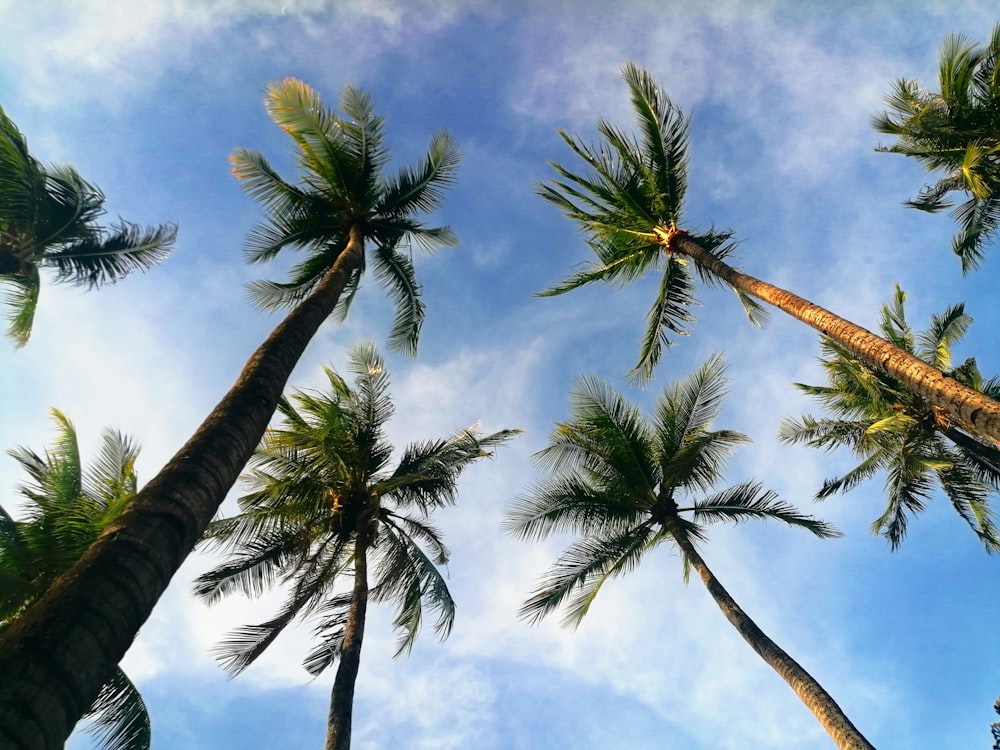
top-left (873, 24), bottom-right (1000, 272)
top-left (537, 62), bottom-right (766, 381)
top-left (0, 106), bottom-right (175, 345)
top-left (506, 357), bottom-right (874, 750)
top-left (780, 285), bottom-right (1000, 551)
top-left (233, 79), bottom-right (461, 354)
top-left (0, 410), bottom-right (150, 750)
top-left (507, 354), bottom-right (837, 624)
top-left (194, 342), bottom-right (518, 748)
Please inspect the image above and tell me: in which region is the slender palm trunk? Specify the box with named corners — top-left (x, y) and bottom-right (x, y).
top-left (662, 514), bottom-right (875, 750)
top-left (0, 228), bottom-right (366, 750)
top-left (671, 233), bottom-right (1000, 445)
top-left (325, 539), bottom-right (369, 750)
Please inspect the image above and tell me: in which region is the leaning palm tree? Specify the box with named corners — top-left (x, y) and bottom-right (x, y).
top-left (0, 410), bottom-right (150, 750)
top-left (0, 80), bottom-right (460, 749)
top-left (506, 355), bottom-right (873, 750)
top-left (0, 106), bottom-right (175, 345)
top-left (194, 343), bottom-right (518, 750)
top-left (537, 62), bottom-right (1000, 445)
top-left (873, 24), bottom-right (1000, 272)
top-left (780, 285), bottom-right (1000, 552)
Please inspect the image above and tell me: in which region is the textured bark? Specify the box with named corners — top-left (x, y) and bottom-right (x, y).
top-left (662, 514), bottom-right (875, 750)
top-left (325, 539), bottom-right (369, 750)
top-left (673, 235), bottom-right (1000, 445)
top-left (0, 228), bottom-right (366, 749)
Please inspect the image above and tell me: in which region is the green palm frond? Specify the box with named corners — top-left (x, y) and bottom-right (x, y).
top-left (371, 519), bottom-right (455, 656)
top-left (630, 253), bottom-right (696, 384)
top-left (1, 266), bottom-right (39, 347)
top-left (371, 245), bottom-right (425, 355)
top-left (518, 521), bottom-right (661, 628)
top-left (504, 476), bottom-right (642, 542)
top-left (681, 481), bottom-right (841, 538)
top-left (82, 668), bottom-right (150, 750)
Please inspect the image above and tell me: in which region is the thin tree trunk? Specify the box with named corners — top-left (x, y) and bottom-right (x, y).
top-left (0, 228), bottom-right (366, 750)
top-left (325, 539), bottom-right (369, 750)
top-left (670, 233), bottom-right (1000, 445)
top-left (662, 514), bottom-right (875, 750)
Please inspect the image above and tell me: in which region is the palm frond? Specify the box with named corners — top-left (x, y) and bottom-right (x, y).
top-left (81, 668), bottom-right (150, 750)
top-left (628, 255), bottom-right (696, 384)
top-left (519, 522), bottom-right (661, 627)
top-left (681, 481), bottom-right (841, 538)
top-left (371, 245), bottom-right (424, 355)
top-left (1, 266), bottom-right (39, 347)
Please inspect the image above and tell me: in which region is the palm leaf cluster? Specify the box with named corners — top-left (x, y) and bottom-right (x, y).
top-left (780, 286), bottom-right (1000, 551)
top-left (194, 342), bottom-right (518, 676)
top-left (0, 410), bottom-right (149, 750)
top-left (0, 106), bottom-right (175, 345)
top-left (537, 62), bottom-right (766, 383)
top-left (233, 79), bottom-right (461, 354)
top-left (874, 23), bottom-right (1000, 271)
top-left (507, 354), bottom-right (838, 627)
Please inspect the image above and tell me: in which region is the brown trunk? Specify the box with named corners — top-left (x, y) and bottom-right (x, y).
top-left (662, 514), bottom-right (876, 750)
top-left (0, 228), bottom-right (366, 750)
top-left (324, 538), bottom-right (370, 750)
top-left (673, 234), bottom-right (1000, 445)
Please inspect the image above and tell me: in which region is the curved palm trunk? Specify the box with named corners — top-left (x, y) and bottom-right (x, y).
top-left (0, 228), bottom-right (366, 749)
top-left (325, 540), bottom-right (369, 750)
top-left (662, 514), bottom-right (875, 750)
top-left (670, 233), bottom-right (1000, 445)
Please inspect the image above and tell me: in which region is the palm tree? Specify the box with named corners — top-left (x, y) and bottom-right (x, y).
top-left (506, 355), bottom-right (873, 750)
top-left (779, 285), bottom-right (1000, 552)
top-left (873, 24), bottom-right (1000, 272)
top-left (0, 106), bottom-right (175, 346)
top-left (0, 410), bottom-right (150, 750)
top-left (537, 62), bottom-right (1000, 445)
top-left (193, 343), bottom-right (518, 750)
top-left (0, 80), bottom-right (460, 748)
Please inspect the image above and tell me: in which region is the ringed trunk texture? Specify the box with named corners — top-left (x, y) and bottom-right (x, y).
top-left (0, 228), bottom-right (366, 750)
top-left (663, 515), bottom-right (875, 750)
top-left (325, 539), bottom-right (369, 750)
top-left (674, 235), bottom-right (1000, 445)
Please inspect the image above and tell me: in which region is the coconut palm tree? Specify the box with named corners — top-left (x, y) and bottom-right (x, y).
top-left (873, 24), bottom-right (1000, 273)
top-left (537, 62), bottom-right (1000, 445)
top-left (0, 410), bottom-right (150, 750)
top-left (506, 355), bottom-right (873, 750)
top-left (0, 106), bottom-right (175, 346)
top-left (779, 285), bottom-right (1000, 551)
top-left (0, 80), bottom-right (460, 749)
top-left (193, 342), bottom-right (518, 750)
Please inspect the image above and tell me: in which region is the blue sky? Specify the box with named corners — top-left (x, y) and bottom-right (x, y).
top-left (1, 1), bottom-right (999, 748)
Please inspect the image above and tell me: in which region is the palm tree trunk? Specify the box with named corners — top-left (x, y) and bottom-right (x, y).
top-left (662, 514), bottom-right (875, 750)
top-left (672, 233), bottom-right (1000, 445)
top-left (325, 540), bottom-right (369, 750)
top-left (0, 228), bottom-right (366, 750)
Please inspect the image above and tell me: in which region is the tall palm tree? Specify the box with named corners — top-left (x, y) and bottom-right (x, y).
top-left (193, 342), bottom-right (518, 750)
top-left (0, 410), bottom-right (150, 750)
top-left (0, 106), bottom-right (175, 346)
top-left (873, 24), bottom-right (1000, 272)
top-left (505, 356), bottom-right (874, 750)
top-left (779, 285), bottom-right (1000, 552)
top-left (0, 80), bottom-right (460, 749)
top-left (537, 62), bottom-right (1000, 445)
